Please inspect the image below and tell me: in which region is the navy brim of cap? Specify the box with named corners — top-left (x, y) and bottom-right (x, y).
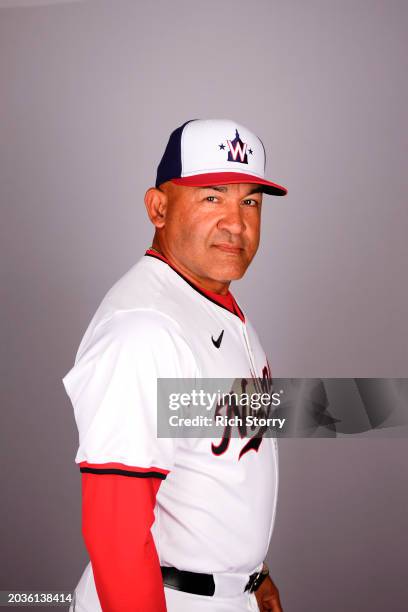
top-left (171, 172), bottom-right (287, 196)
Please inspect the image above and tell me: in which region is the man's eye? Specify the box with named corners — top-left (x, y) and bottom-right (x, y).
top-left (243, 199), bottom-right (258, 206)
top-left (206, 196), bottom-right (217, 202)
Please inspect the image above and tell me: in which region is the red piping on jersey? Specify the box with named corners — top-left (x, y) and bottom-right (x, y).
top-left (145, 248), bottom-right (245, 323)
top-left (79, 461), bottom-right (169, 479)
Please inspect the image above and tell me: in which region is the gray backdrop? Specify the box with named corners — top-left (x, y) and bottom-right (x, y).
top-left (1, 1), bottom-right (407, 610)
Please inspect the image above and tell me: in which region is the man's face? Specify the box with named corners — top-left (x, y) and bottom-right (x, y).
top-left (156, 182), bottom-right (263, 289)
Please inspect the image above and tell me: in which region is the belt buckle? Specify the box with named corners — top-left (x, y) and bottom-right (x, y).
top-left (244, 570), bottom-right (262, 594)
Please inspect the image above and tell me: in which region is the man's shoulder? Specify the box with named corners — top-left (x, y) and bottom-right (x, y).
top-left (103, 254), bottom-right (173, 311)
top-left (74, 255), bottom-right (192, 362)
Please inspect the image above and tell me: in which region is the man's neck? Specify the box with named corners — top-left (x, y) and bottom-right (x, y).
top-left (149, 244), bottom-right (231, 296)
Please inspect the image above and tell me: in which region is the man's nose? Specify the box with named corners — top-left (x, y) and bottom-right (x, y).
top-left (217, 203), bottom-right (245, 235)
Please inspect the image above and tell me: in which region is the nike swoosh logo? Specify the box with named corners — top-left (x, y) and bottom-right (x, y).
top-left (211, 330), bottom-right (224, 349)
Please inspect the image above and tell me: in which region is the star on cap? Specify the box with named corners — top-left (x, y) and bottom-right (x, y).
top-left (219, 143), bottom-right (226, 150)
top-left (248, 148), bottom-right (253, 155)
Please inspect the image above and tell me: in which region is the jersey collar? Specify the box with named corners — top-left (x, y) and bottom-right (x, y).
top-left (145, 248), bottom-right (245, 323)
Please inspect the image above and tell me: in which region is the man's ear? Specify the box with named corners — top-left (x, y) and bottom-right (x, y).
top-left (144, 187), bottom-right (167, 228)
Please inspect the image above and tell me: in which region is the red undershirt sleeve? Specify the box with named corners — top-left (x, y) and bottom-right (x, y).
top-left (81, 471), bottom-right (167, 612)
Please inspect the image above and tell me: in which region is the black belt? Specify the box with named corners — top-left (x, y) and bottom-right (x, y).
top-left (161, 566), bottom-right (268, 597)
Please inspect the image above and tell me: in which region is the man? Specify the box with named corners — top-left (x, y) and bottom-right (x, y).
top-left (63, 118), bottom-right (287, 612)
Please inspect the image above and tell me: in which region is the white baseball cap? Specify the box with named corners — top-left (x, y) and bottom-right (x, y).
top-left (155, 119), bottom-right (287, 196)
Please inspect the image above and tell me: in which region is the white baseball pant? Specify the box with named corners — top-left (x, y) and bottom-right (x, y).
top-left (164, 585), bottom-right (260, 611)
top-left (69, 561), bottom-right (260, 611)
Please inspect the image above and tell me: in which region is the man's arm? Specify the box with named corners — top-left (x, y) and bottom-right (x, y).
top-left (63, 311), bottom-right (196, 610)
top-left (254, 564), bottom-right (283, 612)
top-left (82, 470), bottom-right (167, 612)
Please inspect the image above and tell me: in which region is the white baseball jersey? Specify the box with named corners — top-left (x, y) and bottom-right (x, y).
top-left (63, 250), bottom-right (279, 607)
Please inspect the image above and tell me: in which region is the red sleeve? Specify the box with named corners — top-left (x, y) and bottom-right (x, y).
top-left (81, 467), bottom-right (167, 612)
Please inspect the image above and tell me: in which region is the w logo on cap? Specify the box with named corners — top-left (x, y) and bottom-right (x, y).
top-left (227, 129), bottom-right (248, 164)
top-left (155, 118), bottom-right (287, 196)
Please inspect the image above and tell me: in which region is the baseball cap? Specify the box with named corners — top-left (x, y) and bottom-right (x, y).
top-left (155, 119), bottom-right (287, 196)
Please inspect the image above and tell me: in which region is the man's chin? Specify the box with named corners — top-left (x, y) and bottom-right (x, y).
top-left (208, 265), bottom-right (248, 283)
top-left (194, 252), bottom-right (252, 284)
